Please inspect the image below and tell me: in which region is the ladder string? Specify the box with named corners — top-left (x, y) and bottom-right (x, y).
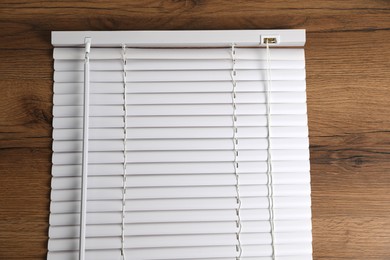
top-left (231, 44), bottom-right (243, 260)
top-left (265, 40), bottom-right (276, 259)
top-left (120, 44), bottom-right (128, 260)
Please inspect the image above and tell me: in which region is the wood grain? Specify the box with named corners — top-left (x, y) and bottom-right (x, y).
top-left (0, 1), bottom-right (389, 259)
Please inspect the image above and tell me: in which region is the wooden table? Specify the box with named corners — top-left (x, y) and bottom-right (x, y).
top-left (0, 1), bottom-right (389, 259)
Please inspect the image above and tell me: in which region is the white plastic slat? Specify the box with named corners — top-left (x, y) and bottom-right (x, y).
top-left (48, 232), bottom-right (312, 250)
top-left (53, 48), bottom-right (305, 60)
top-left (47, 244), bottom-right (312, 260)
top-left (54, 81), bottom-right (306, 94)
top-left (51, 173), bottom-right (310, 188)
top-left (51, 174), bottom-right (310, 189)
top-left (48, 231), bottom-right (312, 251)
top-left (53, 115), bottom-right (308, 129)
top-left (53, 103), bottom-right (307, 117)
top-left (190, 257), bottom-right (313, 260)
top-left (48, 220), bottom-right (312, 238)
top-left (50, 196), bottom-right (311, 213)
top-left (52, 161), bottom-right (311, 176)
top-left (54, 69), bottom-right (305, 83)
top-left (49, 208), bottom-right (312, 226)
top-left (52, 149), bottom-right (310, 164)
top-left (54, 59), bottom-right (305, 71)
top-left (52, 138), bottom-right (309, 152)
top-left (50, 186), bottom-right (309, 201)
top-left (53, 92), bottom-right (306, 106)
top-left (50, 184), bottom-right (310, 201)
top-left (52, 127), bottom-right (309, 141)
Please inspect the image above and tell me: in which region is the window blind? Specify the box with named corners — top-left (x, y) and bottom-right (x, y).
top-left (49, 30), bottom-right (312, 260)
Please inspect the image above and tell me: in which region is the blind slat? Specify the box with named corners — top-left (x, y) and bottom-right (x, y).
top-left (52, 138), bottom-right (309, 152)
top-left (52, 161), bottom-right (310, 176)
top-left (53, 92), bottom-right (306, 106)
top-left (50, 196), bottom-right (311, 213)
top-left (53, 103), bottom-right (307, 117)
top-left (48, 232), bottom-right (312, 251)
top-left (49, 220), bottom-right (312, 238)
top-left (50, 184), bottom-right (311, 201)
top-left (53, 115), bottom-right (308, 129)
top-left (54, 81), bottom-right (306, 94)
top-left (52, 150), bottom-right (310, 164)
top-left (47, 245), bottom-right (312, 260)
top-left (53, 48), bottom-right (305, 60)
top-left (49, 208), bottom-right (312, 226)
top-left (54, 59), bottom-right (305, 71)
top-left (53, 127), bottom-right (309, 141)
top-left (54, 70), bottom-right (305, 83)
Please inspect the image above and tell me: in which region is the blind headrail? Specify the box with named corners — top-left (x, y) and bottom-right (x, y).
top-left (52, 30), bottom-right (306, 47)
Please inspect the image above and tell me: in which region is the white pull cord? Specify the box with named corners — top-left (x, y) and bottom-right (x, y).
top-left (231, 44), bottom-right (243, 260)
top-left (120, 44), bottom-right (129, 260)
top-left (79, 37), bottom-right (91, 260)
top-left (265, 40), bottom-right (276, 259)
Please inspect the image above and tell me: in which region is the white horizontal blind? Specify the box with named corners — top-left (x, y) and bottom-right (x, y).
top-left (49, 30), bottom-right (312, 260)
